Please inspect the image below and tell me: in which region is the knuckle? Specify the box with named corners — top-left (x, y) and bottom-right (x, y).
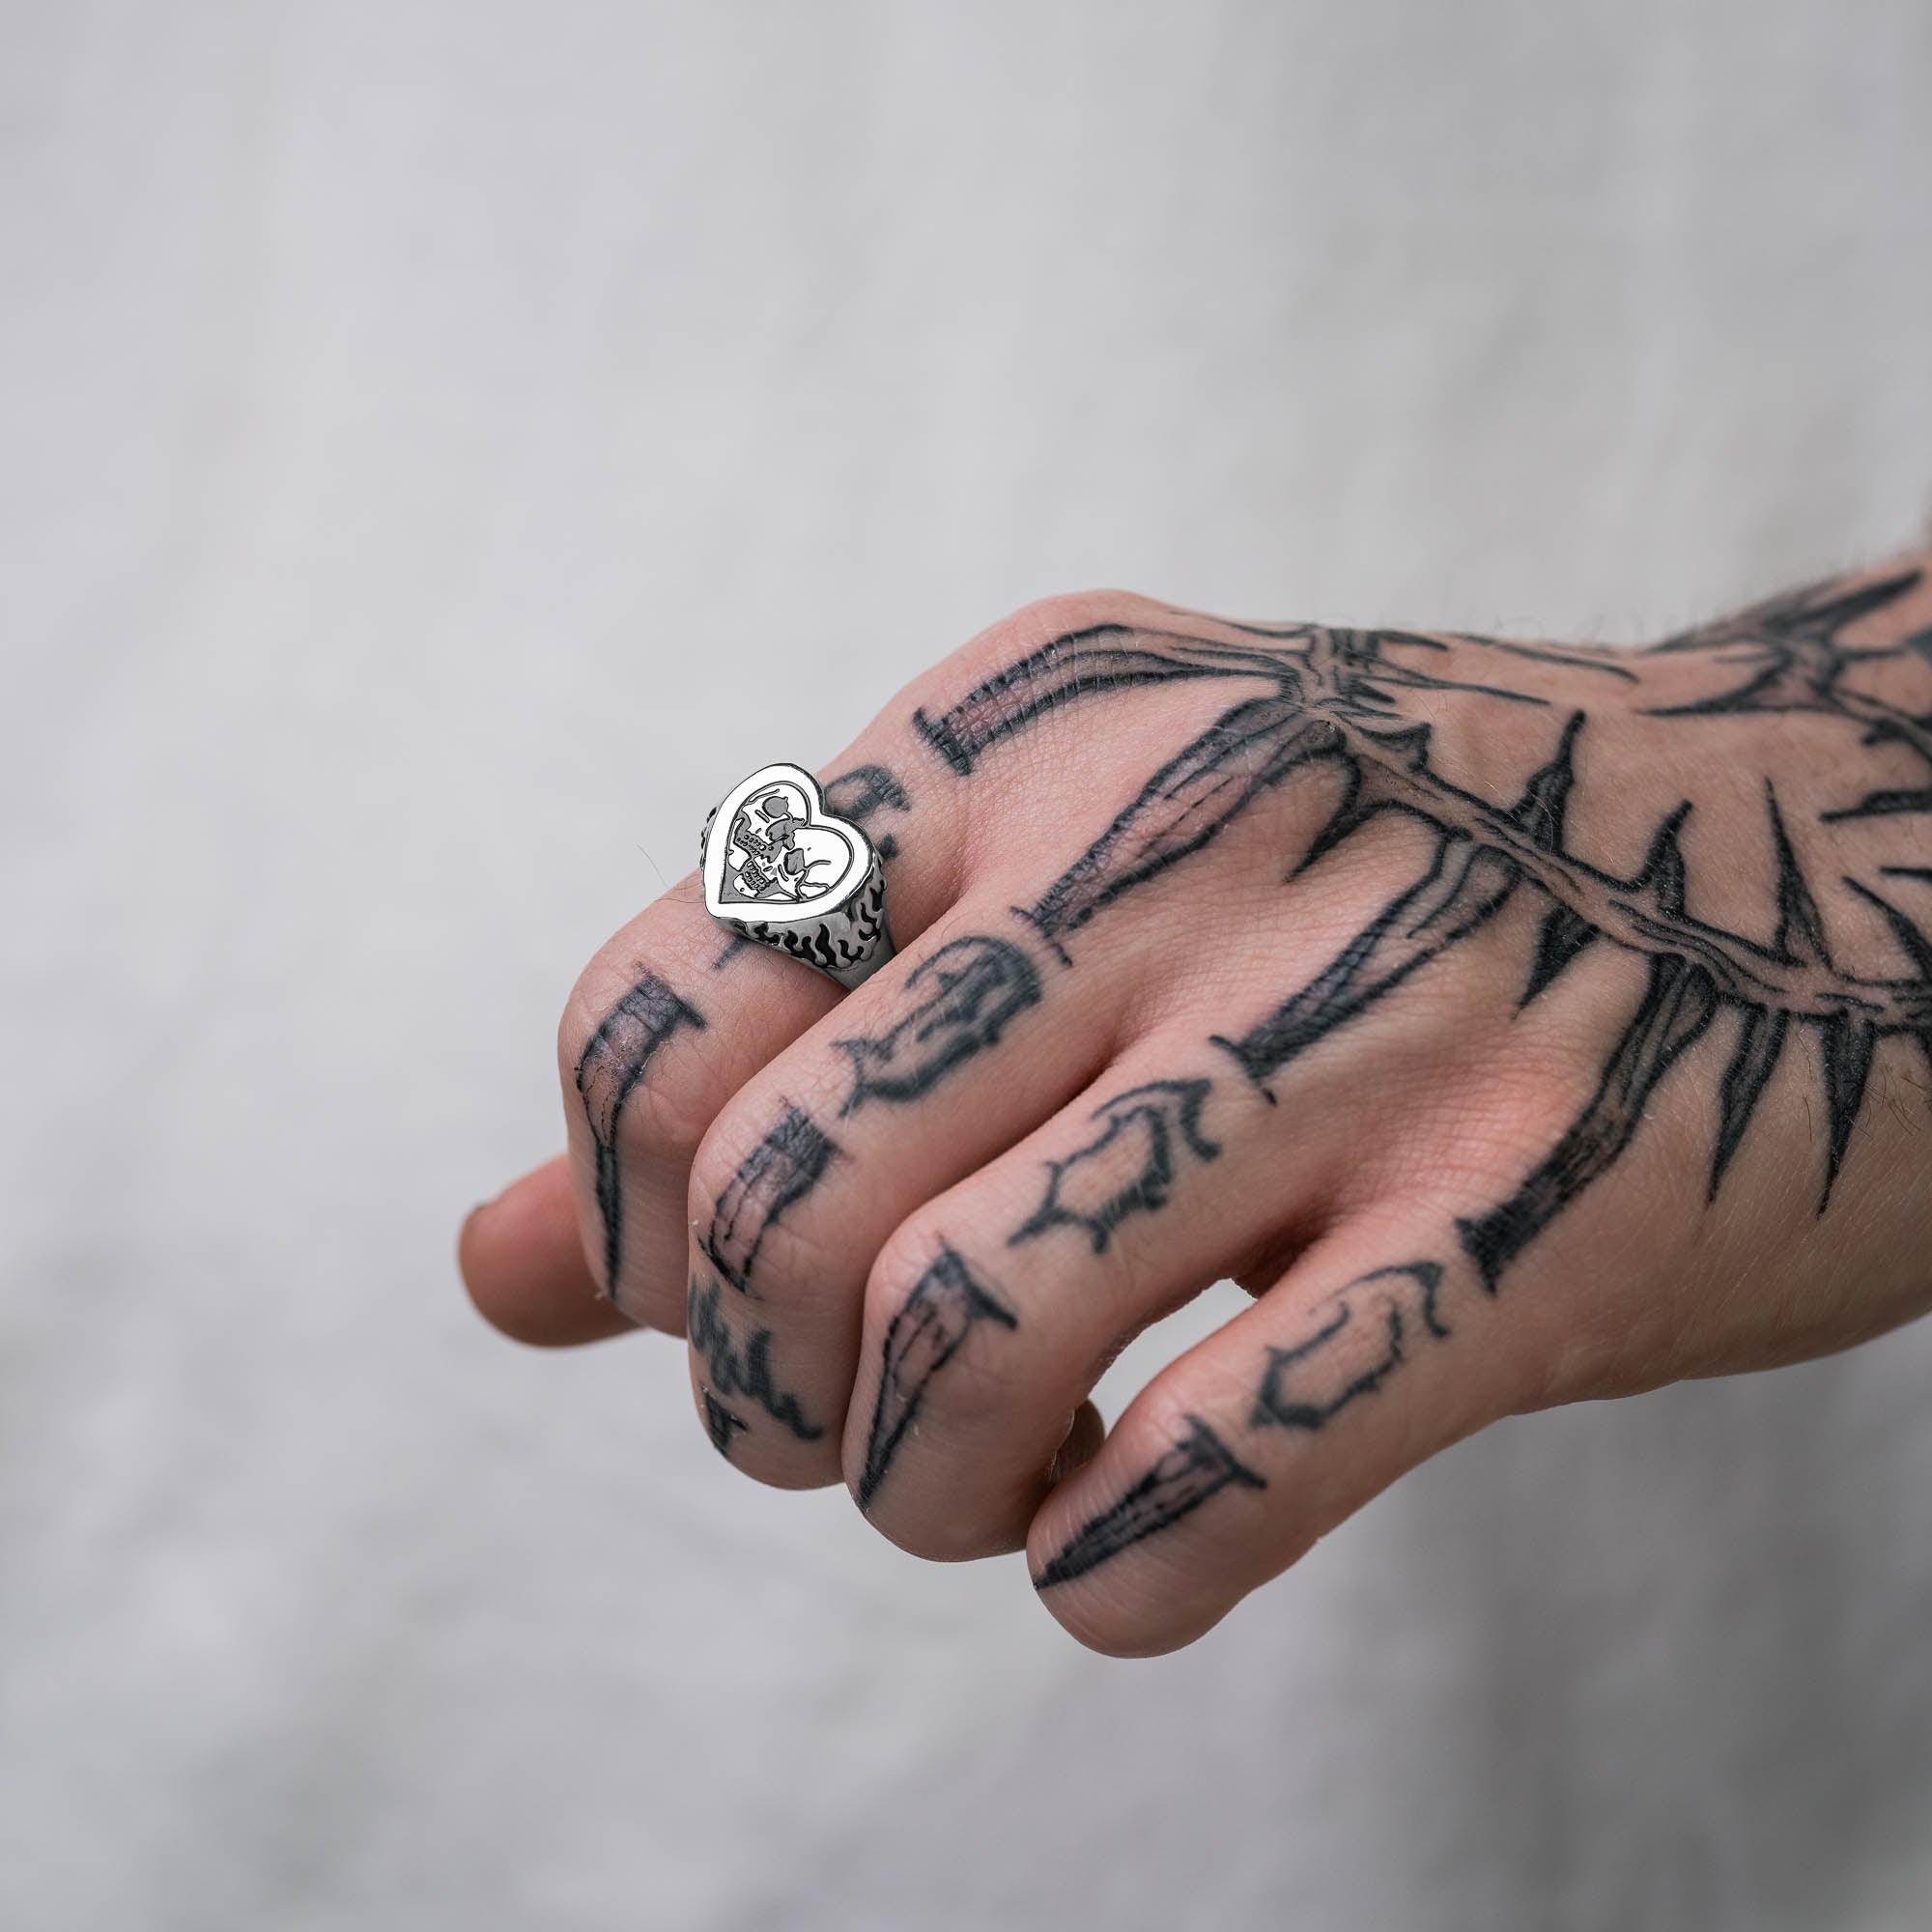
top-left (685, 1106), bottom-right (755, 1232)
top-left (952, 589), bottom-right (1147, 679)
top-left (554, 966), bottom-right (609, 1078)
top-left (1028, 1405), bottom-right (1247, 1659)
top-left (686, 1102), bottom-right (849, 1304)
top-left (559, 959), bottom-right (716, 1162)
top-left (851, 1229), bottom-right (1036, 1528)
top-left (863, 1214), bottom-right (948, 1323)
top-left (614, 1049), bottom-right (716, 1164)
top-left (1007, 586), bottom-right (1148, 634)
top-left (862, 1226), bottom-right (1024, 1414)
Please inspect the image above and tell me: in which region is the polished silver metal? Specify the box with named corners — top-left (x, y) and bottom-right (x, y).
top-left (701, 762), bottom-right (895, 989)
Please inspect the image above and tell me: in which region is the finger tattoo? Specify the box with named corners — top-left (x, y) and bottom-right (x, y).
top-left (687, 1276), bottom-right (823, 1442)
top-left (575, 971), bottom-right (706, 1295)
top-left (837, 935), bottom-right (1042, 1116)
top-left (703, 1103), bottom-right (841, 1294)
top-left (1032, 1417), bottom-right (1264, 1591)
top-left (858, 1247), bottom-right (1017, 1510)
top-left (1010, 1078), bottom-right (1221, 1254)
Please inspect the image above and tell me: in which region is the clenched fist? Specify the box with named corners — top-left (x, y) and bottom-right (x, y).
top-left (462, 556), bottom-right (1932, 1654)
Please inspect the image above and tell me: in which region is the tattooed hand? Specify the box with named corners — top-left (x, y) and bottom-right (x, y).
top-left (461, 557), bottom-right (1932, 1655)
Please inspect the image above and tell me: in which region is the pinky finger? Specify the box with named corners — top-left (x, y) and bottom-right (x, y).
top-left (1025, 1219), bottom-right (1536, 1657)
top-left (461, 1154), bottom-right (638, 1348)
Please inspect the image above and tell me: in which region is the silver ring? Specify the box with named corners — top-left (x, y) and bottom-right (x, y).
top-left (701, 762), bottom-right (896, 990)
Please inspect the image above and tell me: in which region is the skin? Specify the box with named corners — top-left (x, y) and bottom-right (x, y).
top-left (460, 554), bottom-right (1932, 1657)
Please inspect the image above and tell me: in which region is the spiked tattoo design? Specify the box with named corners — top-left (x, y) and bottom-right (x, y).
top-left (575, 971), bottom-right (706, 1297)
top-left (858, 1246), bottom-right (1017, 1510)
top-left (922, 567), bottom-right (1932, 1586)
top-left (1249, 1264), bottom-right (1448, 1432)
top-left (1033, 1417), bottom-right (1265, 1591)
top-left (1010, 1079), bottom-right (1221, 1253)
top-left (922, 568), bottom-right (1932, 1246)
top-left (703, 1104), bottom-right (841, 1294)
top-left (837, 933), bottom-right (1042, 1115)
top-left (686, 1276), bottom-right (823, 1442)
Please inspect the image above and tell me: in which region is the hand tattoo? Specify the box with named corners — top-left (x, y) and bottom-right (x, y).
top-left (575, 971), bottom-right (705, 1295)
top-left (703, 1103), bottom-right (841, 1293)
top-left (687, 1276), bottom-right (823, 1442)
top-left (837, 934), bottom-right (1042, 1116)
top-left (923, 566), bottom-right (1932, 1266)
top-left (1249, 1263), bottom-right (1449, 1431)
top-left (858, 1247), bottom-right (1017, 1510)
top-left (1010, 1079), bottom-right (1221, 1254)
top-left (943, 566), bottom-right (1932, 1584)
top-left (1033, 1417), bottom-right (1264, 1591)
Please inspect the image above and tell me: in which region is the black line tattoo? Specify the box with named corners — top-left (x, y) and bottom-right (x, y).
top-left (702, 1390), bottom-right (750, 1458)
top-left (575, 972), bottom-right (706, 1295)
top-left (1710, 1005), bottom-right (1789, 1201)
top-left (1010, 1079), bottom-right (1221, 1253)
top-left (1212, 833), bottom-right (1522, 1096)
top-left (1650, 572), bottom-right (1932, 814)
top-left (1024, 698), bottom-right (1345, 950)
top-left (913, 624), bottom-right (1275, 775)
top-left (1032, 1417), bottom-right (1264, 1590)
top-left (837, 934), bottom-right (1042, 1115)
top-left (858, 1247), bottom-right (1017, 1510)
top-left (1250, 1263), bottom-right (1448, 1431)
top-left (1031, 1261), bottom-right (1447, 1583)
top-left (1520, 903), bottom-right (1598, 1008)
top-left (703, 1103), bottom-right (841, 1293)
top-left (937, 566), bottom-right (1932, 1584)
top-left (1429, 628), bottom-right (1640, 683)
top-left (1458, 954), bottom-right (1719, 1289)
top-left (921, 567), bottom-right (1932, 1278)
top-left (686, 1276), bottom-right (823, 1441)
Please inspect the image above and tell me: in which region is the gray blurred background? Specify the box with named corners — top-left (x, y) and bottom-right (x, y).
top-left (5, 3), bottom-right (1931, 1927)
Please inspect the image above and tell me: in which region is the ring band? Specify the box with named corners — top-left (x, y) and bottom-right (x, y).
top-left (701, 762), bottom-right (896, 989)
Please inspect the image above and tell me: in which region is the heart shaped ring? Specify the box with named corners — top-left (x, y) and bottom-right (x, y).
top-left (701, 763), bottom-right (895, 989)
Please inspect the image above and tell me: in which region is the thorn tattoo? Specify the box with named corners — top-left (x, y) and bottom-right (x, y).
top-left (1520, 903), bottom-right (1598, 1008)
top-left (1213, 834), bottom-right (1520, 1095)
top-left (1032, 1417), bottom-right (1264, 1591)
top-left (1010, 1079), bottom-right (1221, 1253)
top-left (1022, 699), bottom-right (1346, 946)
top-left (943, 563), bottom-right (1932, 1584)
top-left (836, 935), bottom-right (1042, 1115)
top-left (1460, 955), bottom-right (1718, 1291)
top-left (1250, 1264), bottom-right (1448, 1431)
top-left (858, 1247), bottom-right (1016, 1510)
top-left (955, 574), bottom-right (1932, 1286)
top-left (575, 972), bottom-right (705, 1297)
top-left (703, 1103), bottom-right (841, 1293)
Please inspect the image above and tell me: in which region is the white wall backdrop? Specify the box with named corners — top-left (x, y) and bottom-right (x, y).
top-left (4, 3), bottom-right (1931, 1927)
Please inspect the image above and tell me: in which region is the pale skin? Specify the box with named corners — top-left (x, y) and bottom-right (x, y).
top-left (460, 553), bottom-right (1932, 1656)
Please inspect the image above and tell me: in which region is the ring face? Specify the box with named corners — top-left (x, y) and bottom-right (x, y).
top-left (701, 763), bottom-right (895, 988)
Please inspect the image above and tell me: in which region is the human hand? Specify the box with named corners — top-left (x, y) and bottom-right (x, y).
top-left (462, 558), bottom-right (1932, 1654)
